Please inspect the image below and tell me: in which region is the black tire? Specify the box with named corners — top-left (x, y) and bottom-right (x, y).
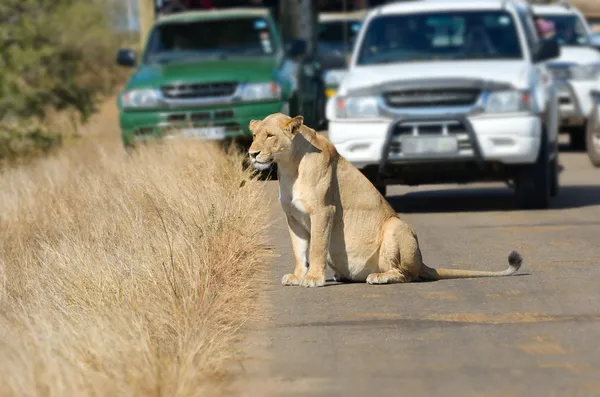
top-left (569, 127), bottom-right (586, 151)
top-left (586, 110), bottom-right (600, 167)
top-left (549, 156), bottom-right (559, 198)
top-left (515, 131), bottom-right (551, 210)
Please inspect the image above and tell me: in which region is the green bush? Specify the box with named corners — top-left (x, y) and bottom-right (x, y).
top-left (0, 124), bottom-right (64, 165)
top-left (0, 0), bottom-right (131, 163)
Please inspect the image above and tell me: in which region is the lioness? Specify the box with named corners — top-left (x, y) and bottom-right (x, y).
top-left (248, 113), bottom-right (522, 287)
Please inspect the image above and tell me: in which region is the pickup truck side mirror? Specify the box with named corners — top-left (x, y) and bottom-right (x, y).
top-left (286, 39), bottom-right (307, 58)
top-left (533, 38), bottom-right (560, 63)
top-left (589, 33), bottom-right (600, 52)
top-left (117, 48), bottom-right (137, 67)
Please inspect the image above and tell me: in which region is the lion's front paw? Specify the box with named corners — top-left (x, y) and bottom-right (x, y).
top-left (300, 275), bottom-right (326, 288)
top-left (281, 273), bottom-right (301, 286)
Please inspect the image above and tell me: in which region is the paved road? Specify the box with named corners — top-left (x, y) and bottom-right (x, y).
top-left (232, 147), bottom-right (600, 397)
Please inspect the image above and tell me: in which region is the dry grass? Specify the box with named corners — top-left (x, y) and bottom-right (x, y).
top-left (0, 133), bottom-right (275, 396)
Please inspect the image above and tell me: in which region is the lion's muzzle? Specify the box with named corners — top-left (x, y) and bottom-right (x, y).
top-left (249, 150), bottom-right (273, 171)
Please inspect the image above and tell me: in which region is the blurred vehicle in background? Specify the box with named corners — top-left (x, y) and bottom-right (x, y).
top-left (318, 11), bottom-right (366, 102)
top-left (590, 32), bottom-right (600, 51)
top-left (587, 89), bottom-right (600, 166)
top-left (115, 8), bottom-right (322, 153)
top-left (532, 2), bottom-right (600, 150)
top-left (327, 0), bottom-right (561, 209)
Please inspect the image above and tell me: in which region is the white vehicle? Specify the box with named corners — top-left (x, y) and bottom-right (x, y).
top-left (318, 11), bottom-right (368, 98)
top-left (588, 32), bottom-right (600, 166)
top-left (327, 0), bottom-right (562, 209)
top-left (587, 89), bottom-right (600, 166)
top-left (532, 2), bottom-right (600, 150)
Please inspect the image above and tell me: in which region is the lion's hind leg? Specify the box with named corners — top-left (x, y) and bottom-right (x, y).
top-left (366, 218), bottom-right (412, 285)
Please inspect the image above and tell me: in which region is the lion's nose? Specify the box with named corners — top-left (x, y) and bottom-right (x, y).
top-left (249, 150), bottom-right (260, 160)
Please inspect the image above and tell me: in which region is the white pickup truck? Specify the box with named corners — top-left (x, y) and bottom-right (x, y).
top-left (326, 0), bottom-right (562, 209)
top-left (588, 32), bottom-right (600, 167)
top-left (532, 2), bottom-right (600, 151)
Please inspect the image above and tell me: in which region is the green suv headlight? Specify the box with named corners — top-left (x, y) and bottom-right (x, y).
top-left (121, 88), bottom-right (163, 109)
top-left (239, 82), bottom-right (281, 101)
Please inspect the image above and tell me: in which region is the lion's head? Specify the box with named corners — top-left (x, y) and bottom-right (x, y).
top-left (248, 113), bottom-right (304, 171)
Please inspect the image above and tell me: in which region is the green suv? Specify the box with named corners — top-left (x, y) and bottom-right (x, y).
top-left (116, 8), bottom-right (324, 149)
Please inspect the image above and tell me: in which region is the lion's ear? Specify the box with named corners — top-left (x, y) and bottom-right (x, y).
top-left (282, 115), bottom-right (304, 136)
top-left (249, 119), bottom-right (260, 132)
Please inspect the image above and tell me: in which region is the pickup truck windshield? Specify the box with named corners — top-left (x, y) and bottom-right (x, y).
top-left (357, 11), bottom-right (523, 65)
top-left (144, 17), bottom-right (278, 63)
top-left (537, 14), bottom-right (589, 46)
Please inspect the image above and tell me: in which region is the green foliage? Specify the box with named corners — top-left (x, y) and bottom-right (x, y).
top-left (0, 0), bottom-right (131, 163)
top-left (0, 123), bottom-right (64, 165)
top-left (0, 0), bottom-right (127, 121)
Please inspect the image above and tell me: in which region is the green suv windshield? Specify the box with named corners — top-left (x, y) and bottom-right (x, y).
top-left (538, 14), bottom-right (589, 46)
top-left (357, 10), bottom-right (524, 65)
top-left (144, 16), bottom-right (278, 64)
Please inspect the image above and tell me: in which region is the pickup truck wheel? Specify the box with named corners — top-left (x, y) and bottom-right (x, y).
top-left (375, 184), bottom-right (387, 197)
top-left (586, 111), bottom-right (600, 167)
top-left (515, 134), bottom-right (550, 210)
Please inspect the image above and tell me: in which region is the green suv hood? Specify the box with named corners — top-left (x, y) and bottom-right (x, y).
top-left (126, 57), bottom-right (280, 89)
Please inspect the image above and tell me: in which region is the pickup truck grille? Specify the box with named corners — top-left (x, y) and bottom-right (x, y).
top-left (383, 88), bottom-right (481, 108)
top-left (161, 82), bottom-right (238, 99)
top-left (388, 120), bottom-right (474, 156)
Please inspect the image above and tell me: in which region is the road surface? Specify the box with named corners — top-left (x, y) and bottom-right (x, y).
top-left (231, 147), bottom-right (600, 397)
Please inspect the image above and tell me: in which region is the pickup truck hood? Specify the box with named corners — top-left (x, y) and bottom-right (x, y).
top-left (341, 60), bottom-right (530, 93)
top-left (126, 57), bottom-right (279, 89)
top-left (548, 46), bottom-right (600, 65)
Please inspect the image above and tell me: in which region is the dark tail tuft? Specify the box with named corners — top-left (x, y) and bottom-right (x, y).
top-left (508, 250), bottom-right (523, 272)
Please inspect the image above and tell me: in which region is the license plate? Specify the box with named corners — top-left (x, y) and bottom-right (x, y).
top-left (402, 136), bottom-right (458, 156)
top-left (180, 126), bottom-right (226, 140)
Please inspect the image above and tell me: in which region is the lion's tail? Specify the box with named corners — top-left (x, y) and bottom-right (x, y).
top-left (418, 251), bottom-right (522, 281)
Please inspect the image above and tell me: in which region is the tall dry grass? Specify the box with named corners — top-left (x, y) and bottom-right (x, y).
top-left (0, 136), bottom-right (275, 396)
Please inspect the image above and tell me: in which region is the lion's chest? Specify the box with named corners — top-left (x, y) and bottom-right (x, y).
top-left (279, 179), bottom-right (311, 230)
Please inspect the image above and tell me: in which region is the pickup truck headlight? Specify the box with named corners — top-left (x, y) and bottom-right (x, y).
top-left (483, 90), bottom-right (531, 113)
top-left (121, 89), bottom-right (162, 109)
top-left (240, 82), bottom-right (281, 101)
top-left (570, 63), bottom-right (600, 81)
top-left (335, 96), bottom-right (379, 118)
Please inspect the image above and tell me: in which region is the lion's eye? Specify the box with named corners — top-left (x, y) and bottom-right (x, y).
top-left (266, 133), bottom-right (274, 139)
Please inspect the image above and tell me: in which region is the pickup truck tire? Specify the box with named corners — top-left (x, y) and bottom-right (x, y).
top-left (375, 184), bottom-right (387, 197)
top-left (515, 132), bottom-right (551, 210)
top-left (586, 109), bottom-right (600, 167)
top-left (550, 157), bottom-right (560, 198)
